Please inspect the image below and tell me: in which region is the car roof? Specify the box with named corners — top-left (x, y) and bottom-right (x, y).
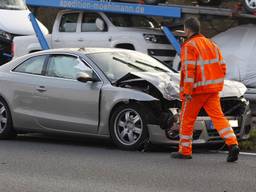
top-left (34, 48), bottom-right (134, 55)
top-left (0, 48), bottom-right (134, 73)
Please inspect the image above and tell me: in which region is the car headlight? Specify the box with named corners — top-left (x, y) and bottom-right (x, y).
top-left (143, 34), bottom-right (157, 43)
top-left (0, 30), bottom-right (12, 41)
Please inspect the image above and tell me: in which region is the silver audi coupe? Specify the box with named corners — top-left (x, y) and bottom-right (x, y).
top-left (0, 48), bottom-right (251, 150)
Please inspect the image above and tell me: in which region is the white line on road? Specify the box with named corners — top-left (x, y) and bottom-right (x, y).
top-left (212, 151), bottom-right (256, 156)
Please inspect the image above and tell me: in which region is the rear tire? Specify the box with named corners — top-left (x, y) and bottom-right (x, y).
top-left (243, 0), bottom-right (256, 13)
top-left (0, 98), bottom-right (16, 139)
top-left (109, 104), bottom-right (148, 150)
top-left (197, 0), bottom-right (222, 6)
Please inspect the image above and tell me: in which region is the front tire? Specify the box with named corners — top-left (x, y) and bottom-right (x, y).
top-left (0, 98), bottom-right (15, 139)
top-left (109, 104), bottom-right (148, 150)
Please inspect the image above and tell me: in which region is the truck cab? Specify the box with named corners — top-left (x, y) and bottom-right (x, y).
top-left (51, 10), bottom-right (175, 64)
top-left (0, 0), bottom-right (48, 64)
top-left (13, 10), bottom-right (175, 65)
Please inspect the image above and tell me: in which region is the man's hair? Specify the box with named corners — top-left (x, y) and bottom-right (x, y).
top-left (184, 17), bottom-right (200, 34)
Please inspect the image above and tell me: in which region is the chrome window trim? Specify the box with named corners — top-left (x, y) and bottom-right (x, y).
top-left (10, 52), bottom-right (103, 83)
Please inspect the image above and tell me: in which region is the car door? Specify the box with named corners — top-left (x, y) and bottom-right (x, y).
top-left (11, 55), bottom-right (49, 130)
top-left (35, 54), bottom-right (103, 134)
top-left (52, 12), bottom-right (81, 48)
top-left (75, 12), bottom-right (110, 48)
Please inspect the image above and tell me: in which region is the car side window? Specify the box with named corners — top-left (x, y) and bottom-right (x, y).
top-left (13, 56), bottom-right (46, 75)
top-left (59, 13), bottom-right (79, 32)
top-left (46, 55), bottom-right (92, 80)
top-left (81, 13), bottom-right (104, 32)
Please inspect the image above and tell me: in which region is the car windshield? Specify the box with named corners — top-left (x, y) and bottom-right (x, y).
top-left (105, 13), bottom-right (160, 28)
top-left (87, 51), bottom-right (173, 82)
top-left (0, 0), bottom-right (26, 10)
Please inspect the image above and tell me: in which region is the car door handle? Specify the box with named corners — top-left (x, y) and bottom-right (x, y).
top-left (54, 39), bottom-right (61, 43)
top-left (78, 38), bottom-right (84, 42)
top-left (36, 86), bottom-right (47, 92)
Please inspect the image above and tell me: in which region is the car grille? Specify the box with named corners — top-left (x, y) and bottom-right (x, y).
top-left (198, 98), bottom-right (246, 116)
top-left (155, 35), bottom-right (170, 44)
top-left (148, 49), bottom-right (176, 57)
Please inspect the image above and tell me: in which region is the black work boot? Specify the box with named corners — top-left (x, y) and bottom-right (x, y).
top-left (227, 145), bottom-right (240, 162)
top-left (171, 152), bottom-right (192, 159)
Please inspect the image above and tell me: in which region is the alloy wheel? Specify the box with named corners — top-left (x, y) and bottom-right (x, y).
top-left (0, 103), bottom-right (7, 134)
top-left (114, 109), bottom-right (143, 146)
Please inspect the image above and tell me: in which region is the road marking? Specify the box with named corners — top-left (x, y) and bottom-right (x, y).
top-left (214, 151), bottom-right (256, 156)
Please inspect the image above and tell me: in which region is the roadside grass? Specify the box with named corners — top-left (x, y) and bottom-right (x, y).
top-left (239, 128), bottom-right (256, 152)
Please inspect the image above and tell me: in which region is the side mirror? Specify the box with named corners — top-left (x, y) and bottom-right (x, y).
top-left (95, 18), bottom-right (105, 31)
top-left (76, 71), bottom-right (97, 83)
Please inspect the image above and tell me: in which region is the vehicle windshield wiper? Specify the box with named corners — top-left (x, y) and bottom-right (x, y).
top-left (135, 60), bottom-right (168, 72)
top-left (113, 57), bottom-right (146, 72)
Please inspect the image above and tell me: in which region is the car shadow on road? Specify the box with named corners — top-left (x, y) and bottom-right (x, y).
top-left (14, 133), bottom-right (117, 150)
top-left (10, 133), bottom-right (227, 154)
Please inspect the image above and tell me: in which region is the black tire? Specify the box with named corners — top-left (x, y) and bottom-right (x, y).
top-left (115, 44), bottom-right (135, 50)
top-left (109, 104), bottom-right (149, 150)
top-left (0, 98), bottom-right (16, 139)
top-left (197, 0), bottom-right (222, 6)
top-left (243, 0), bottom-right (256, 13)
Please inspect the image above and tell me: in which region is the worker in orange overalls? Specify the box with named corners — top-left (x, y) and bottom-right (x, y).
top-left (171, 17), bottom-right (239, 162)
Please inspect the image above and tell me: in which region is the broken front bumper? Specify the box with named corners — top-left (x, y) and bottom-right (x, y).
top-left (148, 98), bottom-right (252, 145)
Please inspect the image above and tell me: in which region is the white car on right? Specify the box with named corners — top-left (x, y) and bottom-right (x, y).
top-left (213, 24), bottom-right (256, 115)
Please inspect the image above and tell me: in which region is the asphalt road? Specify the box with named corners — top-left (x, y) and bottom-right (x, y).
top-left (0, 134), bottom-right (255, 192)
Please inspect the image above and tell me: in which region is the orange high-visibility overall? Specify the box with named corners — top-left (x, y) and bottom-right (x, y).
top-left (179, 34), bottom-right (238, 156)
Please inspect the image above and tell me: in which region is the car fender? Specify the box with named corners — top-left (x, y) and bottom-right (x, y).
top-left (0, 72), bottom-right (17, 119)
top-left (110, 39), bottom-right (137, 49)
top-left (98, 85), bottom-right (159, 136)
top-left (109, 33), bottom-right (145, 51)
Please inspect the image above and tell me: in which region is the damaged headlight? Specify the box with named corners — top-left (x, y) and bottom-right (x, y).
top-left (0, 30), bottom-right (12, 41)
top-left (241, 97), bottom-right (249, 105)
top-left (158, 80), bottom-right (180, 100)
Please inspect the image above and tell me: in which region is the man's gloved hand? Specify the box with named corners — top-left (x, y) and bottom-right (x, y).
top-left (185, 94), bottom-right (192, 101)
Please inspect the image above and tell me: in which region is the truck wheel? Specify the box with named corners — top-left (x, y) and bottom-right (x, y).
top-left (109, 104), bottom-right (148, 150)
top-left (115, 44), bottom-right (135, 50)
top-left (243, 0), bottom-right (256, 13)
top-left (197, 0), bottom-right (222, 6)
top-left (0, 98), bottom-right (16, 139)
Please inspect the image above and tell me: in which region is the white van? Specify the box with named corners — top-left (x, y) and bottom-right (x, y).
top-left (0, 0), bottom-right (48, 64)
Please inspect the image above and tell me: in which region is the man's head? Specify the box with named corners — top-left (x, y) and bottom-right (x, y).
top-left (184, 17), bottom-right (200, 38)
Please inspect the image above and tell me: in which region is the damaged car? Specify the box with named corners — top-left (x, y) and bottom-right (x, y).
top-left (0, 48), bottom-right (251, 150)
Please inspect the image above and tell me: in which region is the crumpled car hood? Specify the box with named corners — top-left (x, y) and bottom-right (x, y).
top-left (116, 72), bottom-right (247, 100)
top-left (116, 72), bottom-right (180, 100)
